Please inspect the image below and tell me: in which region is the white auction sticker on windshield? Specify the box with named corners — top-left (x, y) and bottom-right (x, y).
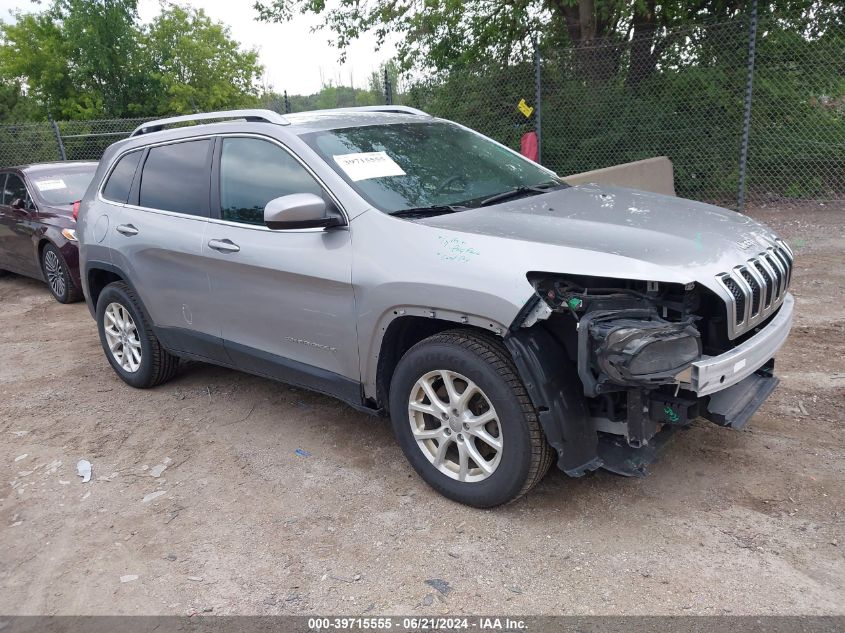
top-left (34, 178), bottom-right (67, 191)
top-left (333, 152), bottom-right (405, 181)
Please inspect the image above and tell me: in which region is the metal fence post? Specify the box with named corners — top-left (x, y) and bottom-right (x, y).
top-left (384, 68), bottom-right (393, 105)
top-left (49, 117), bottom-right (67, 161)
top-left (284, 90), bottom-right (291, 114)
top-left (533, 36), bottom-right (543, 165)
top-left (737, 0), bottom-right (758, 211)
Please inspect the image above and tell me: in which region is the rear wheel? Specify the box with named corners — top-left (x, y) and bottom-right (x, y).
top-left (96, 281), bottom-right (179, 388)
top-left (41, 243), bottom-right (81, 303)
top-left (389, 329), bottom-right (552, 507)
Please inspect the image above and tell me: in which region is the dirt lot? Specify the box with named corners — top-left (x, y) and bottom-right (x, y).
top-left (1, 203), bottom-right (843, 616)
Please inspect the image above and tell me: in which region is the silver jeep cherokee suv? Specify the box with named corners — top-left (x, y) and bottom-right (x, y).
top-left (78, 107), bottom-right (794, 507)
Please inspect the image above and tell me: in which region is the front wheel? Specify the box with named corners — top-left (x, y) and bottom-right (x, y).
top-left (389, 329), bottom-right (552, 507)
top-left (41, 243), bottom-right (81, 303)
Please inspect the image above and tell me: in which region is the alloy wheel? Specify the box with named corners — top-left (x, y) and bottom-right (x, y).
top-left (103, 302), bottom-right (142, 373)
top-left (407, 370), bottom-right (503, 482)
top-left (43, 249), bottom-right (65, 298)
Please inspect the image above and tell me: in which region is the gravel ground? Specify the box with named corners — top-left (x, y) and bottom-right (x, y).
top-left (0, 203), bottom-right (843, 616)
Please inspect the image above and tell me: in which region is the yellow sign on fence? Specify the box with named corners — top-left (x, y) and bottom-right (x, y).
top-left (518, 98), bottom-right (534, 118)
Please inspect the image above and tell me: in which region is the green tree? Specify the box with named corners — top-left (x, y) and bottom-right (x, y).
top-left (255, 1), bottom-right (843, 82)
top-left (0, 0), bottom-right (264, 119)
top-left (0, 10), bottom-right (75, 117)
top-left (0, 0), bottom-right (150, 118)
top-left (57, 0), bottom-right (152, 117)
top-left (367, 60), bottom-right (401, 99)
top-left (260, 80), bottom-right (383, 114)
top-left (0, 81), bottom-right (42, 122)
top-left (145, 5), bottom-right (264, 114)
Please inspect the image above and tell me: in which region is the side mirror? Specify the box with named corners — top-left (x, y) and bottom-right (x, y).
top-left (10, 198), bottom-right (26, 210)
top-left (264, 193), bottom-right (342, 230)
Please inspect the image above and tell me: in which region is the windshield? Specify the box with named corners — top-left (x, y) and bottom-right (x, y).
top-left (302, 121), bottom-right (561, 214)
top-left (29, 167), bottom-right (96, 205)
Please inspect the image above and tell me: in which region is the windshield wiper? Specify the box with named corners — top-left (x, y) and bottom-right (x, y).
top-left (391, 204), bottom-right (466, 218)
top-left (478, 181), bottom-right (566, 207)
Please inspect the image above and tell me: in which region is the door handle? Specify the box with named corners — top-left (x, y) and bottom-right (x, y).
top-left (116, 224), bottom-right (139, 236)
top-left (208, 238), bottom-right (240, 253)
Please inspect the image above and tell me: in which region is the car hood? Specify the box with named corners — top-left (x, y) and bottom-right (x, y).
top-left (37, 203), bottom-right (75, 224)
top-left (417, 184), bottom-right (781, 274)
top-left (44, 203), bottom-right (73, 214)
top-left (352, 184), bottom-right (790, 336)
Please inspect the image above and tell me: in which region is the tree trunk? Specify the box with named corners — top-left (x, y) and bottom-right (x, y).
top-left (550, 0), bottom-right (621, 85)
top-left (626, 0), bottom-right (659, 90)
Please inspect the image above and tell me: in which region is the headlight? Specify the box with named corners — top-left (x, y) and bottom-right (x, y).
top-left (590, 312), bottom-right (701, 386)
top-left (61, 228), bottom-right (78, 242)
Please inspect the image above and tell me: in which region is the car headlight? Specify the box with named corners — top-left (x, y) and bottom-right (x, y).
top-left (590, 312), bottom-right (701, 386)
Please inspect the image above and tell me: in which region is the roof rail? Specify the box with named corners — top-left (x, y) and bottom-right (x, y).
top-left (353, 105), bottom-right (430, 116)
top-left (298, 105), bottom-right (430, 117)
top-left (130, 109), bottom-right (289, 137)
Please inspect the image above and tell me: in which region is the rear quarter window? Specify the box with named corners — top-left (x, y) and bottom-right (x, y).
top-left (139, 140), bottom-right (212, 216)
top-left (103, 150), bottom-right (142, 203)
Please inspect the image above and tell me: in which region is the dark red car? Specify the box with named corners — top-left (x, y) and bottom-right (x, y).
top-left (0, 162), bottom-right (97, 303)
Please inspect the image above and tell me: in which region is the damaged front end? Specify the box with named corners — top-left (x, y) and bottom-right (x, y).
top-left (505, 274), bottom-right (785, 477)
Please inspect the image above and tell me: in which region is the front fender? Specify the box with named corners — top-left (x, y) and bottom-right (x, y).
top-left (360, 302), bottom-right (510, 399)
top-left (350, 211), bottom-right (533, 399)
top-left (505, 326), bottom-right (601, 476)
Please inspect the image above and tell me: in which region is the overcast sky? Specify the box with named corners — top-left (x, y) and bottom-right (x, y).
top-left (0, 0), bottom-right (399, 95)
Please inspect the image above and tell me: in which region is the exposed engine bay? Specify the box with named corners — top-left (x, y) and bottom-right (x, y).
top-left (504, 274), bottom-right (783, 477)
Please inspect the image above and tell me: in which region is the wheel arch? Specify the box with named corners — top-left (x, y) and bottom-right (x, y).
top-left (370, 308), bottom-right (508, 409)
top-left (36, 236), bottom-right (63, 273)
top-left (37, 237), bottom-right (52, 258)
top-left (84, 261), bottom-right (135, 317)
top-left (35, 237), bottom-right (52, 280)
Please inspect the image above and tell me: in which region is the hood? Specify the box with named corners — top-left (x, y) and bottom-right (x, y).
top-left (417, 184), bottom-right (781, 275)
top-left (37, 203), bottom-right (75, 222)
top-left (42, 203), bottom-right (73, 215)
top-left (351, 184), bottom-right (789, 336)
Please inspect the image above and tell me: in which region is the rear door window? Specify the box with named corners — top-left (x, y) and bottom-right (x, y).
top-left (103, 150), bottom-right (142, 203)
top-left (2, 173), bottom-right (31, 208)
top-left (139, 140), bottom-right (212, 216)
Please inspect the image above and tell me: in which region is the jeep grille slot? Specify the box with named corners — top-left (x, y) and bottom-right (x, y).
top-left (721, 276), bottom-right (746, 326)
top-left (763, 253), bottom-right (784, 298)
top-left (740, 268), bottom-right (762, 316)
top-left (754, 260), bottom-right (774, 307)
top-left (716, 245), bottom-right (793, 339)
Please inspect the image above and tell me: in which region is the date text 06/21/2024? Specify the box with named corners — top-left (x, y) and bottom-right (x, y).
top-left (306, 617), bottom-right (527, 630)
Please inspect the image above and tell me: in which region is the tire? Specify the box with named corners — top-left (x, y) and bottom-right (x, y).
top-left (96, 281), bottom-right (179, 388)
top-left (41, 243), bottom-right (82, 303)
top-left (389, 329), bottom-right (552, 507)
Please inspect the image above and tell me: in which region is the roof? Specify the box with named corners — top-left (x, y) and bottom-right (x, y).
top-left (14, 161), bottom-right (98, 174)
top-left (129, 106), bottom-right (433, 138)
top-left (283, 110), bottom-right (432, 134)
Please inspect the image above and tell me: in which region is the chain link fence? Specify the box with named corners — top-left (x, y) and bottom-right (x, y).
top-left (401, 15), bottom-right (845, 210)
top-left (537, 20), bottom-right (751, 206)
top-left (0, 117), bottom-right (154, 167)
top-left (1, 15), bottom-right (842, 210)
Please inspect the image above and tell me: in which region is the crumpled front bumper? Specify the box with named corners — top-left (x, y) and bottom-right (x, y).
top-left (687, 293), bottom-right (794, 396)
